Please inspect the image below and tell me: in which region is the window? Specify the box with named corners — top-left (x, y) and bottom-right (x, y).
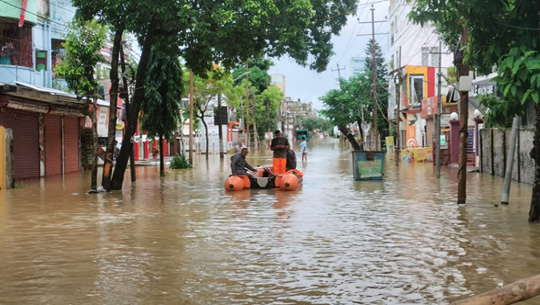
top-left (390, 22), bottom-right (395, 45)
top-left (409, 75), bottom-right (424, 105)
top-left (430, 47), bottom-right (439, 67)
top-left (421, 47), bottom-right (429, 66)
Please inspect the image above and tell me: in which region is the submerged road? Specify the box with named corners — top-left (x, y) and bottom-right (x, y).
top-left (0, 138), bottom-right (538, 304)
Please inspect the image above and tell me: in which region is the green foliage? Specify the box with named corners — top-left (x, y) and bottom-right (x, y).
top-left (169, 154), bottom-right (192, 169)
top-left (74, 0), bottom-right (357, 74)
top-left (254, 85), bottom-right (284, 137)
top-left (298, 117), bottom-right (332, 133)
top-left (183, 66), bottom-right (237, 121)
top-left (409, 0), bottom-right (540, 127)
top-left (320, 73), bottom-right (372, 129)
top-left (233, 58), bottom-right (273, 93)
top-left (141, 48), bottom-right (184, 140)
top-left (54, 18), bottom-right (106, 96)
top-left (481, 48), bottom-right (540, 127)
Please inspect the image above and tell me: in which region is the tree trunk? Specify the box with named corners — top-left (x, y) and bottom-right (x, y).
top-left (202, 115), bottom-right (209, 160)
top-left (102, 28), bottom-right (123, 191)
top-left (528, 103), bottom-right (540, 221)
top-left (452, 273), bottom-right (540, 305)
top-left (217, 95), bottom-right (224, 159)
top-left (159, 135), bottom-right (165, 177)
top-left (90, 96), bottom-right (98, 190)
top-left (119, 39), bottom-right (136, 182)
top-left (111, 18), bottom-right (157, 190)
top-left (338, 126), bottom-right (362, 151)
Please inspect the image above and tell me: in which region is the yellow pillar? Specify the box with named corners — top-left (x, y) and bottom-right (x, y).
top-left (0, 126), bottom-right (5, 190)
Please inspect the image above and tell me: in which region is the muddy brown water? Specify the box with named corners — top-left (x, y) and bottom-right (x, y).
top-left (0, 138), bottom-right (539, 304)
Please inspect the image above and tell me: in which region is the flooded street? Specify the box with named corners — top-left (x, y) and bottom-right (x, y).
top-left (1, 138), bottom-right (540, 304)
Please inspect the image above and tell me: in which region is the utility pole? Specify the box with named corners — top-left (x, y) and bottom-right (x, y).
top-left (371, 5), bottom-right (378, 151)
top-left (395, 46), bottom-right (401, 166)
top-left (189, 70), bottom-right (194, 163)
top-left (332, 63), bottom-right (346, 79)
top-left (436, 40), bottom-right (442, 178)
top-left (357, 7), bottom-right (386, 151)
top-left (245, 62), bottom-right (250, 147)
top-left (457, 25), bottom-right (469, 205)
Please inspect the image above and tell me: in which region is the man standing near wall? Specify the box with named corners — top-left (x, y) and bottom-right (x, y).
top-left (270, 130), bottom-right (290, 174)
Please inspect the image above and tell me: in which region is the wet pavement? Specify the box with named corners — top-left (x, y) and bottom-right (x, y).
top-left (1, 138), bottom-right (539, 304)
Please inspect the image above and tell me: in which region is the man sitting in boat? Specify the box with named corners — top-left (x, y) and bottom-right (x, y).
top-left (231, 146), bottom-right (257, 179)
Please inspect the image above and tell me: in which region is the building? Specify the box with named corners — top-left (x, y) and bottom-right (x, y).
top-left (270, 74), bottom-right (286, 96)
top-left (281, 97), bottom-right (316, 142)
top-left (387, 0), bottom-right (454, 157)
top-left (0, 0), bottom-right (130, 185)
top-left (349, 57), bottom-right (367, 77)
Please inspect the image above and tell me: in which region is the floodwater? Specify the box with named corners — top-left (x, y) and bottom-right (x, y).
top-left (0, 138), bottom-right (539, 305)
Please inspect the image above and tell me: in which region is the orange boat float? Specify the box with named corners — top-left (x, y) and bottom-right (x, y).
top-left (224, 166), bottom-right (303, 191)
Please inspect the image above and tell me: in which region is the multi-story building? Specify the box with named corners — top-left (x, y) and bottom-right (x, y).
top-left (0, 0), bottom-right (87, 184)
top-left (0, 0), bottom-right (129, 185)
top-left (387, 0), bottom-right (454, 153)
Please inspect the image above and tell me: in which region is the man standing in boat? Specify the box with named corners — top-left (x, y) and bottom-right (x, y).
top-left (270, 130), bottom-right (290, 174)
top-left (231, 146), bottom-right (257, 179)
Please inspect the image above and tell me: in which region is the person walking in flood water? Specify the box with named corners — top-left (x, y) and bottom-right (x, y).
top-left (234, 140), bottom-right (244, 153)
top-left (270, 130), bottom-right (290, 174)
top-left (300, 137), bottom-right (308, 162)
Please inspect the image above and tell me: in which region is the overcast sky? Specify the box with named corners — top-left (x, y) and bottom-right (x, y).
top-left (270, 0), bottom-right (390, 110)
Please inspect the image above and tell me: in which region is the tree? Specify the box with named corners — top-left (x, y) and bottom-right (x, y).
top-left (365, 39), bottom-right (389, 140)
top-left (254, 85), bottom-right (284, 139)
top-left (298, 117), bottom-right (333, 134)
top-left (54, 18), bottom-right (106, 191)
top-left (409, 0), bottom-right (540, 221)
top-left (233, 58), bottom-right (273, 93)
top-left (320, 73), bottom-right (373, 151)
top-left (72, 0), bottom-right (359, 189)
top-left (210, 69), bottom-right (241, 159)
top-left (233, 58), bottom-right (274, 146)
top-left (141, 47), bottom-right (184, 177)
top-left (183, 66), bottom-right (228, 160)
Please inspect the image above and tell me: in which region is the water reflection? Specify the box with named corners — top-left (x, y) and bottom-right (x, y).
top-left (1, 138), bottom-right (540, 304)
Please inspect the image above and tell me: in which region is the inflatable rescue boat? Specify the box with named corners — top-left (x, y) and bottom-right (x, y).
top-left (224, 166), bottom-right (303, 191)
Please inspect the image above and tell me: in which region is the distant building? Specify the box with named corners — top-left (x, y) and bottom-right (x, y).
top-left (349, 57), bottom-right (367, 76)
top-left (270, 74), bottom-right (286, 96)
top-left (280, 97), bottom-right (317, 142)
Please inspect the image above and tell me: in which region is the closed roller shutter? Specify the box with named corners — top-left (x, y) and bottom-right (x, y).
top-left (63, 117), bottom-right (79, 174)
top-left (44, 115), bottom-right (62, 176)
top-left (0, 110), bottom-right (39, 180)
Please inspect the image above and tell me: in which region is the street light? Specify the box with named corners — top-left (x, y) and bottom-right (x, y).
top-left (450, 112), bottom-right (459, 120)
top-left (474, 109), bottom-right (482, 118)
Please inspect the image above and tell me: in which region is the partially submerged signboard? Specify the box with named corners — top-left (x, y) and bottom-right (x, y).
top-left (352, 151), bottom-right (385, 180)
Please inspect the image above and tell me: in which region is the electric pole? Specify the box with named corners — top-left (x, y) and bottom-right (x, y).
top-left (436, 40), bottom-right (442, 178)
top-left (245, 62), bottom-right (250, 147)
top-left (189, 70), bottom-right (194, 163)
top-left (332, 63), bottom-right (346, 79)
top-left (371, 5), bottom-right (378, 151)
top-left (395, 46), bottom-right (401, 166)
